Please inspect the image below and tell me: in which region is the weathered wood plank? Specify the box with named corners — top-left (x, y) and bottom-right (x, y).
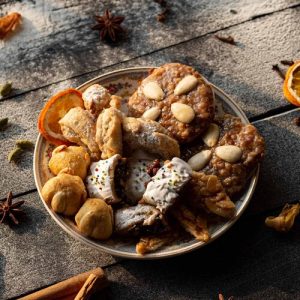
top-left (105, 211), bottom-right (300, 299)
top-left (249, 108), bottom-right (300, 214)
top-left (1, 53), bottom-right (300, 206)
top-left (0, 191), bottom-right (117, 300)
top-left (1, 7), bottom-right (300, 197)
top-left (3, 190), bottom-right (300, 299)
top-left (0, 0), bottom-right (299, 99)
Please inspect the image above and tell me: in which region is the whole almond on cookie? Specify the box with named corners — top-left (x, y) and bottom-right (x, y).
top-left (143, 81), bottom-right (164, 101)
top-left (142, 107), bottom-right (161, 120)
top-left (215, 145), bottom-right (242, 163)
top-left (188, 150), bottom-right (212, 171)
top-left (202, 123), bottom-right (220, 147)
top-left (174, 75), bottom-right (198, 96)
top-left (171, 103), bottom-right (195, 123)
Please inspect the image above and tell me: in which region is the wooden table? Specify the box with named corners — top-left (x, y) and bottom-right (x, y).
top-left (1, 1), bottom-right (300, 299)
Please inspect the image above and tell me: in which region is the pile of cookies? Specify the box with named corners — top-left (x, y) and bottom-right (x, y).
top-left (38, 63), bottom-right (265, 254)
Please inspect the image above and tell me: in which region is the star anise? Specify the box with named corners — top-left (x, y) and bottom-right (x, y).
top-left (92, 9), bottom-right (125, 42)
top-left (0, 191), bottom-right (25, 225)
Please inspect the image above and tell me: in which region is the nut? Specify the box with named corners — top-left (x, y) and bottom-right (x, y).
top-left (142, 107), bottom-right (161, 120)
top-left (174, 75), bottom-right (198, 96)
top-left (215, 145), bottom-right (242, 163)
top-left (171, 103), bottom-right (195, 123)
top-left (202, 123), bottom-right (220, 147)
top-left (187, 150), bottom-right (212, 171)
top-left (142, 81), bottom-right (164, 101)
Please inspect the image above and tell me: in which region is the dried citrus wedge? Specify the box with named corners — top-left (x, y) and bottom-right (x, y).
top-left (38, 88), bottom-right (84, 145)
top-left (283, 60), bottom-right (300, 106)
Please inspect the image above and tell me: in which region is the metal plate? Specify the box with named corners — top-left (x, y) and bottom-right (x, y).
top-left (34, 67), bottom-right (259, 259)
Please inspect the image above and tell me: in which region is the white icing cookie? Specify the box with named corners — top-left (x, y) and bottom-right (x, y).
top-left (86, 154), bottom-right (121, 204)
top-left (142, 157), bottom-right (192, 213)
top-left (124, 158), bottom-right (152, 204)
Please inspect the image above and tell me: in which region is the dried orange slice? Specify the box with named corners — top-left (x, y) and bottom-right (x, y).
top-left (38, 89), bottom-right (84, 145)
top-left (283, 61), bottom-right (300, 106)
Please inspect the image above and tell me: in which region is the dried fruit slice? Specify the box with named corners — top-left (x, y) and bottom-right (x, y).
top-left (38, 89), bottom-right (84, 145)
top-left (283, 61), bottom-right (300, 106)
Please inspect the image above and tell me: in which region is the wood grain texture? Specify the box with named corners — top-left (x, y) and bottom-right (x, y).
top-left (0, 192), bottom-right (116, 300)
top-left (0, 7), bottom-right (300, 197)
top-left (105, 210), bottom-right (300, 299)
top-left (1, 1), bottom-right (300, 299)
top-left (249, 108), bottom-right (300, 214)
top-left (0, 0), bottom-right (299, 98)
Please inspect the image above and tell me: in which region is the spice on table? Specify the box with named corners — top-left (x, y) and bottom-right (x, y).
top-left (0, 12), bottom-right (22, 39)
top-left (154, 0), bottom-right (167, 7)
top-left (0, 191), bottom-right (25, 225)
top-left (280, 60), bottom-right (294, 66)
top-left (272, 64), bottom-right (285, 80)
top-left (156, 8), bottom-right (170, 22)
top-left (214, 34), bottom-right (236, 45)
top-left (16, 139), bottom-right (34, 150)
top-left (293, 117), bottom-right (300, 126)
top-left (265, 203), bottom-right (300, 232)
top-left (92, 9), bottom-right (125, 42)
top-left (8, 139), bottom-right (34, 162)
top-left (0, 117), bottom-right (8, 130)
top-left (19, 268), bottom-right (108, 300)
top-left (8, 147), bottom-right (23, 162)
top-left (74, 273), bottom-right (106, 300)
top-left (0, 82), bottom-right (12, 98)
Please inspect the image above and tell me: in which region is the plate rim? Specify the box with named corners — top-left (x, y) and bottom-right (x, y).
top-left (33, 66), bottom-right (259, 260)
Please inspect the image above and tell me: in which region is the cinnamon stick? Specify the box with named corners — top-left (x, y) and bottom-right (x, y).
top-left (19, 267), bottom-right (107, 300)
top-left (74, 273), bottom-right (105, 300)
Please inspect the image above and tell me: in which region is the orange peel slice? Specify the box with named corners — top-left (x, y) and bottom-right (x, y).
top-left (38, 88), bottom-right (84, 145)
top-left (283, 60), bottom-right (300, 106)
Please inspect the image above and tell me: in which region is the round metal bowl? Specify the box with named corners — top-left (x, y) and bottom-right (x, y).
top-left (34, 67), bottom-right (259, 259)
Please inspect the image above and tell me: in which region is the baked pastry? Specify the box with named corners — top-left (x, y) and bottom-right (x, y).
top-left (86, 154), bottom-right (121, 204)
top-left (48, 145), bottom-right (90, 179)
top-left (95, 107), bottom-right (122, 159)
top-left (172, 204), bottom-right (210, 242)
top-left (82, 84), bottom-right (111, 116)
top-left (136, 232), bottom-right (177, 255)
top-left (128, 63), bottom-right (214, 143)
top-left (114, 204), bottom-right (162, 235)
top-left (123, 158), bottom-right (153, 204)
top-left (42, 173), bottom-right (87, 216)
top-left (109, 95), bottom-right (122, 110)
top-left (184, 171), bottom-right (235, 218)
top-left (75, 198), bottom-right (113, 240)
top-left (204, 114), bottom-right (265, 196)
top-left (59, 107), bottom-right (101, 160)
top-left (122, 117), bottom-right (180, 159)
top-left (142, 157), bottom-right (192, 213)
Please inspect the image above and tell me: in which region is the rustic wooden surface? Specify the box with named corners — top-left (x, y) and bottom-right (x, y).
top-left (1, 0), bottom-right (300, 299)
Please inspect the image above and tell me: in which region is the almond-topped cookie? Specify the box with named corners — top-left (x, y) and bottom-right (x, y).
top-left (203, 114), bottom-right (265, 196)
top-left (128, 63), bottom-right (215, 143)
